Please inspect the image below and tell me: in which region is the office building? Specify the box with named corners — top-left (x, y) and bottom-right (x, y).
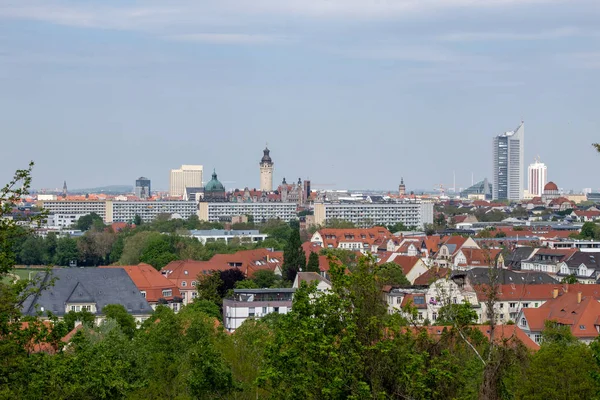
top-left (134, 177), bottom-right (151, 199)
top-left (197, 201), bottom-right (297, 223)
top-left (313, 200), bottom-right (434, 229)
top-left (259, 146), bottom-right (274, 192)
top-left (528, 158), bottom-right (547, 197)
top-left (170, 165), bottom-right (203, 197)
top-left (493, 121), bottom-right (525, 201)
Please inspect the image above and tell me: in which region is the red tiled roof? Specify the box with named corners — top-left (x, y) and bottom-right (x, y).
top-left (522, 291), bottom-right (600, 339)
top-left (415, 325), bottom-right (539, 350)
top-left (100, 263), bottom-right (181, 302)
top-left (413, 268), bottom-right (451, 285)
top-left (161, 260), bottom-right (232, 290)
top-left (388, 255), bottom-right (422, 276)
top-left (477, 283), bottom-right (600, 302)
top-left (315, 227), bottom-right (392, 249)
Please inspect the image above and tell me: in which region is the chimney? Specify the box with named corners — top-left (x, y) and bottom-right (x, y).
top-left (578, 291), bottom-right (582, 304)
top-left (552, 288), bottom-right (558, 299)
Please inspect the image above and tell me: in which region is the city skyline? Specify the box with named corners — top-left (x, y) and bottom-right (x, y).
top-left (1, 1), bottom-right (599, 191)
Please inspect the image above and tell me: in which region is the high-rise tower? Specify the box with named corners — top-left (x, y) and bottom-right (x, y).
top-left (62, 181), bottom-right (67, 198)
top-left (399, 177), bottom-right (406, 197)
top-left (528, 157), bottom-right (547, 197)
top-left (492, 121), bottom-right (524, 201)
top-left (260, 146), bottom-right (274, 192)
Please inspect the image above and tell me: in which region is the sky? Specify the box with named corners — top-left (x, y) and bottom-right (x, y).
top-left (1, 0), bottom-right (599, 193)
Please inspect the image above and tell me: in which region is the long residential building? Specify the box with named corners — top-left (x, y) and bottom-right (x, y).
top-left (313, 201), bottom-right (434, 229)
top-left (39, 199), bottom-right (197, 224)
top-left (197, 201), bottom-right (297, 222)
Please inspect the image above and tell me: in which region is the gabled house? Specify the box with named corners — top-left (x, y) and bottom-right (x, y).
top-left (310, 227), bottom-right (392, 254)
top-left (434, 236), bottom-right (480, 267)
top-left (517, 290), bottom-right (600, 344)
top-left (100, 263), bottom-right (183, 312)
top-left (293, 272), bottom-right (332, 292)
top-left (162, 260), bottom-right (232, 305)
top-left (21, 268), bottom-right (153, 325)
top-left (453, 248), bottom-right (503, 270)
top-left (520, 248), bottom-right (579, 274)
top-left (557, 252), bottom-right (600, 283)
top-left (571, 210), bottom-right (600, 222)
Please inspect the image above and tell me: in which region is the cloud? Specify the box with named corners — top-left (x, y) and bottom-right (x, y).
top-left (0, 0), bottom-right (565, 31)
top-left (557, 52), bottom-right (600, 69)
top-left (167, 33), bottom-right (285, 44)
top-left (437, 26), bottom-right (599, 41)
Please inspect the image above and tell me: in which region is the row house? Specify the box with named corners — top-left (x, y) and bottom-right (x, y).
top-left (434, 236), bottom-right (479, 268)
top-left (571, 209), bottom-right (600, 222)
top-left (520, 248), bottom-right (578, 274)
top-left (310, 227), bottom-right (392, 253)
top-left (557, 252), bottom-right (600, 283)
top-left (517, 289), bottom-right (600, 344)
top-left (476, 283), bottom-right (600, 324)
top-left (453, 248), bottom-right (504, 270)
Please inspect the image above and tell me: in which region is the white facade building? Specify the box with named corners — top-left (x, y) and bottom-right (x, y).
top-left (197, 202), bottom-right (297, 222)
top-left (527, 158), bottom-right (547, 197)
top-left (169, 165), bottom-right (203, 197)
top-left (189, 229), bottom-right (268, 244)
top-left (46, 213), bottom-right (84, 228)
top-left (493, 121), bottom-right (525, 201)
top-left (313, 201), bottom-right (433, 229)
top-left (40, 199), bottom-right (197, 224)
top-left (223, 288), bottom-right (294, 332)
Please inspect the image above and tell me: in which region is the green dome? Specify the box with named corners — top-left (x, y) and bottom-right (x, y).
top-left (205, 170), bottom-right (225, 192)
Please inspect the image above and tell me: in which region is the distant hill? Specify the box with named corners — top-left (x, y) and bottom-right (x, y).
top-left (71, 185), bottom-right (133, 194)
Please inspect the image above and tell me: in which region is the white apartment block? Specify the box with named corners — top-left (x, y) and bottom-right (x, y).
top-left (313, 201), bottom-right (433, 229)
top-left (39, 200), bottom-right (107, 221)
top-left (39, 200), bottom-right (197, 224)
top-left (46, 213), bottom-right (84, 228)
top-left (112, 201), bottom-right (197, 223)
top-left (197, 202), bottom-right (297, 222)
top-left (170, 165), bottom-right (203, 197)
top-left (223, 288), bottom-right (294, 332)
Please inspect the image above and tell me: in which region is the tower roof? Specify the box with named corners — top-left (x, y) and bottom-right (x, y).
top-left (544, 181), bottom-right (558, 191)
top-left (205, 169), bottom-right (225, 192)
top-left (261, 146), bottom-right (273, 164)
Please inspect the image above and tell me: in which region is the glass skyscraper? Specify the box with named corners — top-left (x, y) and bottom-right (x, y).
top-left (492, 122), bottom-right (524, 201)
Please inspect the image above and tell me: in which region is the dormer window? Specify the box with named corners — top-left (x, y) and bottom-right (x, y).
top-left (182, 281), bottom-right (187, 287)
top-left (162, 290), bottom-right (172, 297)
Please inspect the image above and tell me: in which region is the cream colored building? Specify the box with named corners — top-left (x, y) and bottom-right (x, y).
top-left (169, 165), bottom-right (203, 197)
top-left (259, 147), bottom-right (274, 192)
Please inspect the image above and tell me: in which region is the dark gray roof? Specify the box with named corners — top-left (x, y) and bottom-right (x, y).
top-left (564, 252), bottom-right (600, 270)
top-left (505, 247), bottom-right (536, 264)
top-left (21, 268), bottom-right (153, 317)
top-left (456, 267), bottom-right (558, 286)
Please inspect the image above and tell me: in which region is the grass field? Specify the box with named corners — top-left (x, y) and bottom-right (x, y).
top-left (1, 268), bottom-right (44, 284)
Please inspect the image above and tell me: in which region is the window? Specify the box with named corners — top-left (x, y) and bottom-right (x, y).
top-left (432, 312), bottom-right (437, 321)
top-left (453, 297), bottom-right (457, 304)
top-left (520, 318), bottom-right (527, 327)
top-left (418, 312), bottom-right (423, 320)
top-left (274, 307), bottom-right (280, 313)
top-left (70, 305), bottom-right (80, 312)
top-left (523, 303), bottom-right (529, 308)
top-left (182, 281), bottom-right (187, 287)
top-left (580, 325), bottom-right (586, 329)
top-left (534, 334), bottom-right (542, 343)
top-left (262, 307), bottom-right (267, 315)
top-left (162, 290), bottom-right (172, 297)
top-left (191, 281), bottom-right (197, 287)
top-left (192, 292), bottom-right (197, 298)
top-left (141, 291), bottom-right (146, 298)
top-left (173, 303), bottom-right (179, 312)
top-left (249, 307), bottom-right (255, 317)
top-left (396, 297), bottom-right (401, 304)
top-left (500, 314), bottom-right (504, 320)
top-left (81, 305), bottom-right (91, 312)
top-left (534, 303), bottom-right (539, 307)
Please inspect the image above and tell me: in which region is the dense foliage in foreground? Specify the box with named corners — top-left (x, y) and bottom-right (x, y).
top-left (3, 258), bottom-right (600, 399)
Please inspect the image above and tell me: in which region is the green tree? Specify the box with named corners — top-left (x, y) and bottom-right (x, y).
top-left (561, 274), bottom-right (578, 284)
top-left (518, 322), bottom-right (600, 399)
top-left (282, 226), bottom-right (306, 282)
top-left (18, 235), bottom-right (44, 265)
top-left (43, 232), bottom-right (58, 265)
top-left (494, 231), bottom-right (507, 238)
top-left (197, 271), bottom-right (224, 305)
top-left (580, 221), bottom-right (599, 240)
top-left (305, 251), bottom-right (320, 273)
top-left (375, 262), bottom-right (411, 286)
top-left (133, 214), bottom-right (142, 226)
top-left (75, 212), bottom-right (104, 231)
top-left (53, 236), bottom-right (79, 266)
top-left (183, 299), bottom-right (222, 321)
top-left (139, 234), bottom-right (177, 270)
top-left (102, 304), bottom-right (137, 339)
top-left (252, 270), bottom-right (280, 288)
top-left (436, 302), bottom-right (478, 327)
top-left (325, 218), bottom-right (356, 228)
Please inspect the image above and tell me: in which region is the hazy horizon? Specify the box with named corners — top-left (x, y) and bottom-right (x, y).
top-left (2, 1), bottom-right (599, 193)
